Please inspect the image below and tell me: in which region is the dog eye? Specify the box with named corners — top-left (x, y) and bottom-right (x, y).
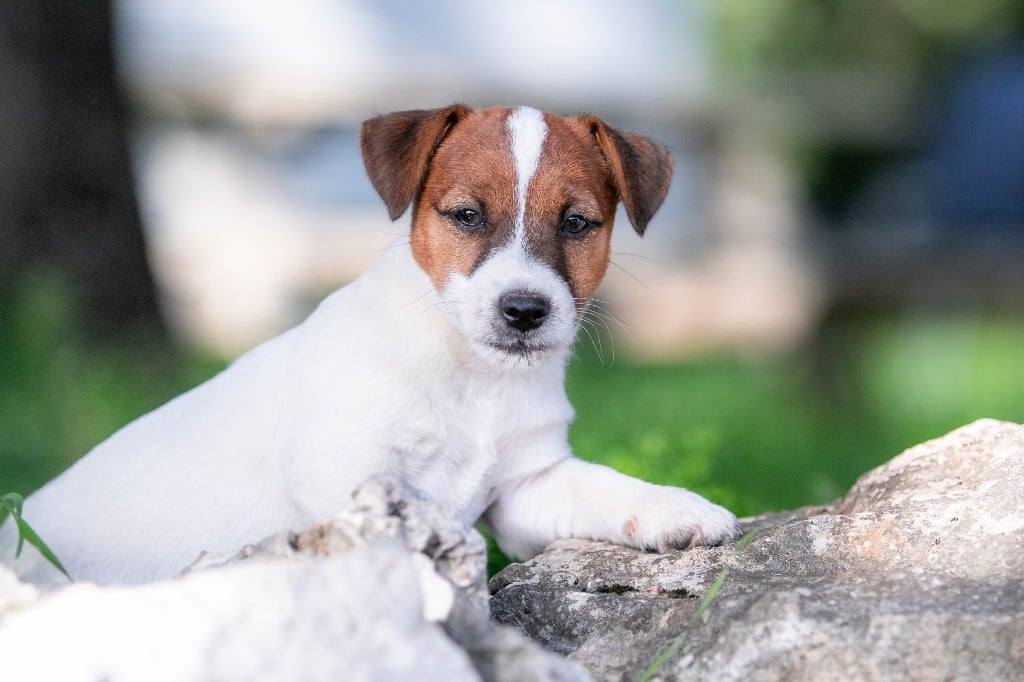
top-left (451, 208), bottom-right (484, 230)
top-left (559, 214), bottom-right (591, 237)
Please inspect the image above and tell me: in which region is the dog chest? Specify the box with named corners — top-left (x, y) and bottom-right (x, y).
top-left (385, 370), bottom-right (571, 522)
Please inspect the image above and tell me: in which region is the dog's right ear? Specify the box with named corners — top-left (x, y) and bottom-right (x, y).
top-left (360, 105), bottom-right (470, 220)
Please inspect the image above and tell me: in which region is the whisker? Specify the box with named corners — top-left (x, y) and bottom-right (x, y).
top-left (576, 320), bottom-right (605, 365)
top-left (579, 308), bottom-right (622, 366)
top-left (574, 296), bottom-right (615, 306)
top-left (376, 240), bottom-right (412, 256)
top-left (391, 286), bottom-right (436, 313)
top-left (579, 299), bottom-right (633, 335)
top-left (610, 250), bottom-right (669, 267)
top-left (583, 309), bottom-right (633, 337)
top-left (597, 315), bottom-right (617, 366)
top-left (377, 234), bottom-right (435, 255)
top-left (608, 259), bottom-right (649, 289)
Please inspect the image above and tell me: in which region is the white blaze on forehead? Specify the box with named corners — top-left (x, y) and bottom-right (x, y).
top-left (508, 107), bottom-right (547, 243)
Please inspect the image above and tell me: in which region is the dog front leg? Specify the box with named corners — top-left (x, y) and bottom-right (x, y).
top-left (485, 457), bottom-right (739, 560)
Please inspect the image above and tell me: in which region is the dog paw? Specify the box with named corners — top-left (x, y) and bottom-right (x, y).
top-left (621, 486), bottom-right (739, 552)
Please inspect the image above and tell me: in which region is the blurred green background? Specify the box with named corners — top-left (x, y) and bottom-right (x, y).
top-left (4, 272), bottom-right (1023, 515)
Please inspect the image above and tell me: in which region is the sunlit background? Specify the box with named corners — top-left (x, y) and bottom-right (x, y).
top-left (3, 1), bottom-right (1023, 534)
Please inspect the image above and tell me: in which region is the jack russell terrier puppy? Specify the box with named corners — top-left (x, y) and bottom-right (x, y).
top-left (2, 105), bottom-right (739, 587)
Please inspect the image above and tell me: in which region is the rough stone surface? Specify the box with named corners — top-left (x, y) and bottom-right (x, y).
top-left (6, 420), bottom-right (1023, 680)
top-left (0, 477), bottom-right (590, 682)
top-left (490, 419), bottom-right (1024, 681)
top-left (2, 543), bottom-right (480, 681)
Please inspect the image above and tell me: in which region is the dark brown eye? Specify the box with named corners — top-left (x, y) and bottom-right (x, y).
top-left (559, 214), bottom-right (591, 237)
top-left (450, 208), bottom-right (484, 230)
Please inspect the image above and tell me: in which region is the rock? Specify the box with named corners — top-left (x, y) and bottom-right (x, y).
top-left (9, 420), bottom-right (1021, 680)
top-left (0, 477), bottom-right (590, 682)
top-left (2, 542), bottom-right (480, 681)
top-left (0, 564), bottom-right (37, 614)
top-left (178, 477), bottom-right (484, 624)
top-left (490, 419), bottom-right (1024, 681)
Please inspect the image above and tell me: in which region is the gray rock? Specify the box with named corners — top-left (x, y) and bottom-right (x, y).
top-left (490, 419), bottom-right (1024, 681)
top-left (178, 476), bottom-right (485, 624)
top-left (1, 542), bottom-right (480, 681)
top-left (0, 477), bottom-right (590, 682)
top-left (184, 476), bottom-right (592, 682)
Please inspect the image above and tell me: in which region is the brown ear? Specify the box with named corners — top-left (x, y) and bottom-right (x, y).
top-left (360, 105), bottom-right (470, 220)
top-left (581, 116), bottom-right (673, 235)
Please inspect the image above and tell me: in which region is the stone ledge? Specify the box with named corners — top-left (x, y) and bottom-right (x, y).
top-left (490, 419), bottom-right (1024, 681)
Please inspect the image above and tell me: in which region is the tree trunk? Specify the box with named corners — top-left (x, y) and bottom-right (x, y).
top-left (0, 0), bottom-right (164, 339)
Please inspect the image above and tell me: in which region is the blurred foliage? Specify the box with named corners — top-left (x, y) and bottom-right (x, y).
top-left (3, 276), bottom-right (1024, 575)
top-left (0, 273), bottom-right (224, 495)
top-left (710, 0), bottom-right (1024, 215)
top-left (712, 0), bottom-right (1021, 79)
top-left (486, 316), bottom-right (1024, 573)
top-left (568, 317), bottom-right (1024, 518)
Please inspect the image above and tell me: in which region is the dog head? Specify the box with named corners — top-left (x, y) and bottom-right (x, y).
top-left (361, 105), bottom-right (673, 369)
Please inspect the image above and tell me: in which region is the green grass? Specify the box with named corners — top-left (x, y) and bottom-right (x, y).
top-left (567, 315), bottom-right (1024, 518)
top-left (3, 275), bottom-right (1024, 577)
top-left (0, 275), bottom-right (225, 495)
top-left (1, 492), bottom-right (71, 580)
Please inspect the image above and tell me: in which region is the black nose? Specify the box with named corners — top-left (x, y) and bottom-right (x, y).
top-left (499, 292), bottom-right (550, 332)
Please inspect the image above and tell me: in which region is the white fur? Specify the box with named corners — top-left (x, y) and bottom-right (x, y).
top-left (439, 243), bottom-right (575, 370)
top-left (508, 106), bottom-right (547, 244)
top-left (1, 243), bottom-right (575, 585)
top-left (1, 115), bottom-right (738, 586)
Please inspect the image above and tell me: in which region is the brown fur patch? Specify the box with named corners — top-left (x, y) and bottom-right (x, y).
top-left (410, 109), bottom-right (518, 287)
top-left (622, 516), bottom-right (640, 543)
top-left (362, 106), bottom-right (673, 297)
top-left (521, 114), bottom-right (619, 301)
top-left (578, 115), bottom-right (674, 235)
top-left (361, 105), bottom-right (469, 220)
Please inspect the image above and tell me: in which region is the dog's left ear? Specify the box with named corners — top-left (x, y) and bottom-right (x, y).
top-left (361, 105), bottom-right (470, 220)
top-left (580, 116), bottom-right (674, 235)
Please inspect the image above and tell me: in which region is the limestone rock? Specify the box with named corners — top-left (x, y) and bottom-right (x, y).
top-left (490, 419), bottom-right (1024, 681)
top-left (179, 477), bottom-right (485, 624)
top-left (0, 477), bottom-right (590, 682)
top-left (8, 420), bottom-right (1021, 680)
top-left (1, 543), bottom-right (479, 681)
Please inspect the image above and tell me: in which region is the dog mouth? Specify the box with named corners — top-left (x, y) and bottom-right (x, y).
top-left (485, 338), bottom-right (554, 356)
top-left (480, 324), bottom-right (561, 357)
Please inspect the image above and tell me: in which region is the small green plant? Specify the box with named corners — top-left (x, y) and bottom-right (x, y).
top-left (0, 492), bottom-right (71, 580)
top-left (637, 531), bottom-right (758, 682)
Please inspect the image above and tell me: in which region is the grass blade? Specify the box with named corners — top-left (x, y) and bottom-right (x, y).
top-left (1, 491), bottom-right (72, 581)
top-left (1, 492), bottom-right (25, 516)
top-left (637, 567), bottom-right (729, 682)
top-left (636, 532), bottom-right (756, 682)
top-left (1, 493), bottom-right (26, 555)
top-left (13, 515), bottom-right (72, 580)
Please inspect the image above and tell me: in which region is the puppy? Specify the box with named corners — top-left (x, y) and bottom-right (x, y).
top-left (1, 106), bottom-right (738, 586)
